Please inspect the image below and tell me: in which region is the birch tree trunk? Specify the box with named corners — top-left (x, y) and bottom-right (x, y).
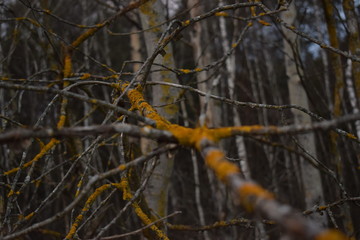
top-left (342, 0), bottom-right (360, 138)
top-left (218, 0), bottom-right (249, 179)
top-left (187, 0), bottom-right (221, 128)
top-left (343, 0), bottom-right (360, 101)
top-left (281, 2), bottom-right (327, 226)
top-left (139, 0), bottom-right (180, 218)
top-left (187, 0), bottom-right (226, 228)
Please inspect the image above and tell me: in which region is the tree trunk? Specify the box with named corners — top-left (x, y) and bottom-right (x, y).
top-left (321, 0), bottom-right (355, 234)
top-left (139, 0), bottom-right (180, 219)
top-left (343, 0), bottom-right (360, 101)
top-left (218, 0), bottom-right (249, 179)
top-left (281, 1), bottom-right (327, 226)
top-left (343, 0), bottom-right (360, 138)
top-left (321, 0), bottom-right (344, 117)
top-left (187, 0), bottom-right (221, 127)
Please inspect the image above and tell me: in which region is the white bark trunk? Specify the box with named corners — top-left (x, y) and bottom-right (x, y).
top-left (188, 0), bottom-right (221, 128)
top-left (139, 0), bottom-right (179, 218)
top-left (345, 59), bottom-right (360, 138)
top-left (281, 2), bottom-right (327, 226)
top-left (218, 0), bottom-right (249, 179)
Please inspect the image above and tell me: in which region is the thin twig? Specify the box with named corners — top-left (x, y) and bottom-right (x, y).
top-left (98, 211), bottom-right (181, 240)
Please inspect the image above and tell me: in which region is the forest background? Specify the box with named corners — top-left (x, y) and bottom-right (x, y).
top-left (1, 0), bottom-right (360, 239)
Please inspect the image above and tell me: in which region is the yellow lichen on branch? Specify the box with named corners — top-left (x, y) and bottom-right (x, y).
top-left (179, 69), bottom-right (192, 74)
top-left (15, 17), bottom-right (41, 27)
top-left (204, 149), bottom-right (240, 181)
top-left (37, 228), bottom-right (62, 238)
top-left (121, 84), bottom-right (171, 130)
top-left (80, 73), bottom-right (91, 80)
top-left (69, 0), bottom-right (150, 49)
top-left (57, 114), bottom-right (67, 129)
top-left (119, 85), bottom-right (243, 186)
top-left (315, 230), bottom-right (348, 240)
top-left (179, 68), bottom-right (203, 74)
top-left (119, 85), bottom-right (277, 147)
top-left (24, 212), bottom-right (35, 220)
top-left (7, 189), bottom-right (20, 197)
top-left (71, 24), bottom-right (105, 48)
top-left (345, 132), bottom-right (358, 140)
top-left (4, 138), bottom-right (60, 176)
top-left (182, 20), bottom-right (190, 26)
top-left (215, 12), bottom-right (229, 17)
top-left (168, 217), bottom-right (261, 231)
top-left (257, 19), bottom-right (271, 26)
top-left (139, 0), bottom-right (161, 32)
top-left (120, 176), bottom-right (169, 240)
top-left (238, 183), bottom-right (274, 212)
top-left (74, 179), bottom-right (83, 198)
top-left (120, 177), bottom-right (133, 200)
top-left (118, 164), bottom-right (127, 171)
top-left (3, 44), bottom-right (70, 178)
top-left (63, 54), bottom-right (72, 79)
top-left (116, 76), bottom-right (349, 239)
top-left (65, 184), bottom-right (112, 240)
top-left (209, 125), bottom-right (269, 139)
top-left (167, 125), bottom-right (196, 146)
top-left (249, 0), bottom-right (259, 17)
